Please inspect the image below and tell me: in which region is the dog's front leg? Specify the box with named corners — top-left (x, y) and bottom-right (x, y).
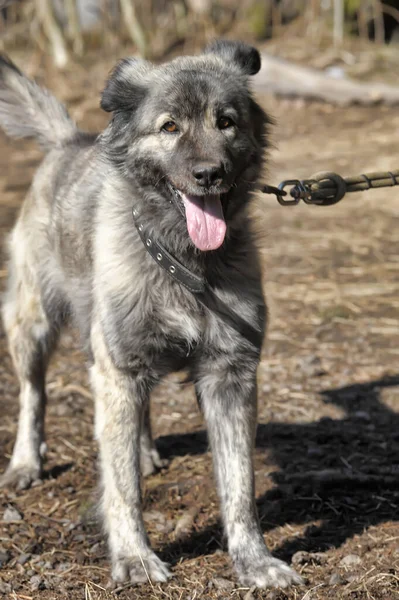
top-left (196, 357), bottom-right (302, 589)
top-left (90, 327), bottom-right (170, 584)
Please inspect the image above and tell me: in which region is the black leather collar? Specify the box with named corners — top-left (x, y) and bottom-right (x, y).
top-left (132, 206), bottom-right (263, 350)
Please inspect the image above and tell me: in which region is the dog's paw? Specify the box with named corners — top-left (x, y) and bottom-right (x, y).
top-left (0, 465), bottom-right (42, 491)
top-left (235, 555), bottom-right (303, 589)
top-left (112, 552), bottom-right (171, 584)
top-left (140, 448), bottom-right (168, 478)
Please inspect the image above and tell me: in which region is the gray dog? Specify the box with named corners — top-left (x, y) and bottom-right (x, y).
top-left (0, 42), bottom-right (302, 588)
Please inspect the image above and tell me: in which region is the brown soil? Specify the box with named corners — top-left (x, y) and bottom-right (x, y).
top-left (0, 56), bottom-right (398, 600)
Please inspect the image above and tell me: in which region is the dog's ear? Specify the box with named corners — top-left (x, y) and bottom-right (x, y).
top-left (204, 40), bottom-right (261, 76)
top-left (101, 57), bottom-right (152, 113)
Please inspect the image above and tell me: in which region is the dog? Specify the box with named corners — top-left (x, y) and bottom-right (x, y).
top-left (0, 41), bottom-right (302, 589)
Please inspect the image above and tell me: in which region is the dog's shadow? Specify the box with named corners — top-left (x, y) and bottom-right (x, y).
top-left (157, 375), bottom-right (399, 563)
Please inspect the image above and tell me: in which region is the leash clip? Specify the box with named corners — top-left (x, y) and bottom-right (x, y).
top-left (277, 180), bottom-right (305, 205)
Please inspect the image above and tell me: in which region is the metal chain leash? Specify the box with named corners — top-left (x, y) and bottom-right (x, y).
top-left (261, 169), bottom-right (399, 206)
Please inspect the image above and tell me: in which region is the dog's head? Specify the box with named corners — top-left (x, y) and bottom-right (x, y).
top-left (101, 41), bottom-right (269, 251)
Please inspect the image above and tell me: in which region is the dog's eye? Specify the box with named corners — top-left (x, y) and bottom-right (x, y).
top-left (162, 121), bottom-right (178, 133)
top-left (218, 116), bottom-right (234, 130)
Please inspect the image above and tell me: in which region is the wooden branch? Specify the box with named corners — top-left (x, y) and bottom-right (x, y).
top-left (373, 0), bottom-right (385, 45)
top-left (357, 5), bottom-right (369, 42)
top-left (65, 0), bottom-right (84, 57)
top-left (382, 4), bottom-right (399, 25)
top-left (35, 0), bottom-right (68, 67)
top-left (173, 1), bottom-right (188, 39)
top-left (333, 0), bottom-right (344, 47)
top-left (254, 53), bottom-right (399, 106)
top-left (119, 0), bottom-right (148, 58)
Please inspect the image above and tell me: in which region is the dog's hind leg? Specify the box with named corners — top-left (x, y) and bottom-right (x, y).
top-left (0, 223), bottom-right (59, 490)
top-left (196, 356), bottom-right (303, 589)
top-left (90, 323), bottom-right (171, 584)
top-left (140, 402), bottom-right (168, 477)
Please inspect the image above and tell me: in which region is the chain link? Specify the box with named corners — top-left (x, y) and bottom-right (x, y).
top-left (261, 169), bottom-right (399, 207)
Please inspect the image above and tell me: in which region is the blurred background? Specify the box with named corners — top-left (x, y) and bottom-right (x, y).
top-left (1, 1), bottom-right (399, 69)
top-left (2, 0), bottom-right (399, 119)
top-left (0, 0), bottom-right (398, 127)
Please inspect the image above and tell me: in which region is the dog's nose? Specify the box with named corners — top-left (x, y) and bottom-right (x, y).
top-left (192, 163), bottom-right (223, 187)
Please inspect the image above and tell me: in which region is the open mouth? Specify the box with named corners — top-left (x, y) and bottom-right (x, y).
top-left (169, 184), bottom-right (227, 252)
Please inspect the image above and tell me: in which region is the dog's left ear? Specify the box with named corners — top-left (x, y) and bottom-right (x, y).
top-left (101, 57), bottom-right (152, 113)
top-left (204, 40), bottom-right (261, 76)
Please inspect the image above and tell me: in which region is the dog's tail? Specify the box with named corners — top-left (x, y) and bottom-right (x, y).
top-left (0, 55), bottom-right (78, 151)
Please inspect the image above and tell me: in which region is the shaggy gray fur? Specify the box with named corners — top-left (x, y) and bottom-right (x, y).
top-left (0, 55), bottom-right (77, 150)
top-left (0, 42), bottom-right (302, 588)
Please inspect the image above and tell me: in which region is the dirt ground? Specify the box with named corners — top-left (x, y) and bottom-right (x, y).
top-left (0, 53), bottom-right (399, 600)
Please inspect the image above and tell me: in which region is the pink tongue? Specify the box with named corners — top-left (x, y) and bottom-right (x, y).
top-left (181, 194), bottom-right (226, 251)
